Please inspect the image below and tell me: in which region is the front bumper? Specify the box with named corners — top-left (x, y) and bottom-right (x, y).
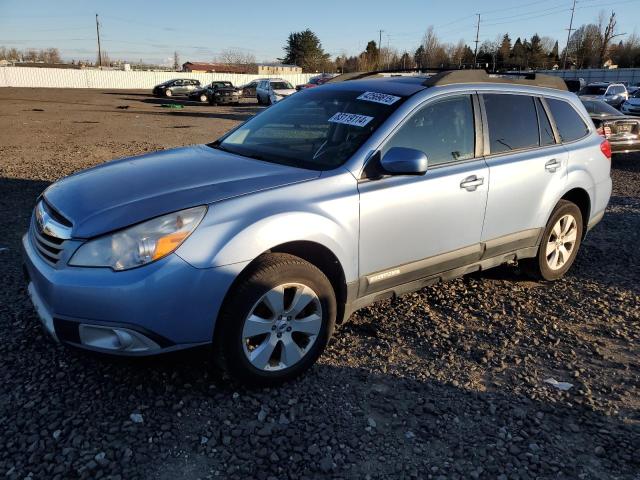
top-left (212, 94), bottom-right (240, 104)
top-left (22, 233), bottom-right (248, 355)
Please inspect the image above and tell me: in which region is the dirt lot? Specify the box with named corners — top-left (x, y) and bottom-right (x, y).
top-left (0, 88), bottom-right (639, 480)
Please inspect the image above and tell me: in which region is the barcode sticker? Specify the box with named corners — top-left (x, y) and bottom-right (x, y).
top-left (328, 112), bottom-right (374, 127)
top-left (357, 91), bottom-right (401, 105)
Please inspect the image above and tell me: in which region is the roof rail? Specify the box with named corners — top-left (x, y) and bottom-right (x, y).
top-left (327, 68), bottom-right (567, 91)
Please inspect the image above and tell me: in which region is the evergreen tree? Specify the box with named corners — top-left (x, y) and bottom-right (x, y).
top-left (281, 29), bottom-right (331, 72)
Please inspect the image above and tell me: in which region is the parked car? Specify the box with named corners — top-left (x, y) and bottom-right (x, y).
top-left (187, 81), bottom-right (235, 103)
top-left (564, 78), bottom-right (585, 93)
top-left (583, 99), bottom-right (640, 154)
top-left (23, 70), bottom-right (611, 386)
top-left (205, 81), bottom-right (240, 105)
top-left (237, 78), bottom-right (268, 99)
top-left (256, 79), bottom-right (296, 105)
top-left (296, 74), bottom-right (335, 91)
top-left (579, 82), bottom-right (628, 109)
top-left (621, 89), bottom-right (640, 116)
top-left (152, 78), bottom-right (201, 98)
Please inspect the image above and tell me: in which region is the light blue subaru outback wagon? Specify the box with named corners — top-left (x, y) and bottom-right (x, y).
top-left (23, 70), bottom-right (612, 385)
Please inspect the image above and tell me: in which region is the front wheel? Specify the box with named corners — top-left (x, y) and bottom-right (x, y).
top-left (164, 89), bottom-right (173, 97)
top-left (215, 253), bottom-right (336, 386)
top-left (524, 200), bottom-right (583, 281)
top-left (199, 93), bottom-right (208, 103)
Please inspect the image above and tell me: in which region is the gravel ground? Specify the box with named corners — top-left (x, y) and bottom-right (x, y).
top-left (0, 88), bottom-right (638, 480)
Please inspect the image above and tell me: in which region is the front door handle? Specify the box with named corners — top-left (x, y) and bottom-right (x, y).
top-left (460, 175), bottom-right (484, 191)
top-left (545, 159), bottom-right (561, 172)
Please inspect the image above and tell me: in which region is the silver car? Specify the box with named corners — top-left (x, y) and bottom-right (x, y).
top-left (256, 78), bottom-right (296, 105)
top-left (23, 70), bottom-right (611, 386)
top-left (579, 82), bottom-right (628, 109)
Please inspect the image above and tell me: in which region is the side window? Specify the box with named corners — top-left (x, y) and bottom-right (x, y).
top-left (546, 98), bottom-right (589, 143)
top-left (173, 80), bottom-right (183, 86)
top-left (383, 95), bottom-right (475, 167)
top-left (484, 94), bottom-right (539, 154)
top-left (536, 98), bottom-right (555, 146)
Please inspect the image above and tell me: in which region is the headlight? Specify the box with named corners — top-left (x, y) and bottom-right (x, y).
top-left (69, 206), bottom-right (206, 271)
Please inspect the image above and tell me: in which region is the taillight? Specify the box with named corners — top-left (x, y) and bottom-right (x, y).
top-left (600, 139), bottom-right (612, 160)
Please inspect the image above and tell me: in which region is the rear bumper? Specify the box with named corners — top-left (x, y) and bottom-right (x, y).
top-left (22, 233), bottom-right (248, 355)
top-left (212, 95), bottom-right (240, 104)
top-left (609, 140), bottom-right (640, 154)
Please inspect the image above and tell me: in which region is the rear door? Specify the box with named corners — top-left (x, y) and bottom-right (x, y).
top-left (357, 93), bottom-right (489, 294)
top-left (480, 93), bottom-right (568, 251)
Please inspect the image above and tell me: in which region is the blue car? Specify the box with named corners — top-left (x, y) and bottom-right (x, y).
top-left (23, 71), bottom-right (612, 385)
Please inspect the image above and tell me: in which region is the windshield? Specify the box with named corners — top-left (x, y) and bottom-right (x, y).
top-left (212, 87), bottom-right (406, 170)
top-left (633, 90), bottom-right (640, 98)
top-left (582, 100), bottom-right (620, 116)
top-left (211, 82), bottom-right (232, 88)
top-left (271, 81), bottom-right (294, 90)
top-left (581, 86), bottom-right (607, 95)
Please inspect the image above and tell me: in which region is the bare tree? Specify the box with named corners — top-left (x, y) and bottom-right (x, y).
top-left (173, 51), bottom-right (180, 71)
top-left (217, 48), bottom-right (256, 65)
top-left (598, 11), bottom-right (625, 66)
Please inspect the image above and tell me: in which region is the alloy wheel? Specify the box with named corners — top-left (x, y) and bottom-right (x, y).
top-left (242, 283), bottom-right (322, 371)
top-left (545, 214), bottom-right (578, 270)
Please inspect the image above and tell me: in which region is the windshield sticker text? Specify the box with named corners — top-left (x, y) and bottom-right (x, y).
top-left (357, 91), bottom-right (401, 105)
top-left (328, 112), bottom-right (374, 128)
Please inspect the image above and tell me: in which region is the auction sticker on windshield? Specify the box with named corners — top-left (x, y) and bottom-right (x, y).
top-left (328, 112), bottom-right (374, 127)
top-left (357, 91), bottom-right (401, 105)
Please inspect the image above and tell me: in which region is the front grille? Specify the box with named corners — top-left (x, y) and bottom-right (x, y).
top-left (30, 201), bottom-right (71, 265)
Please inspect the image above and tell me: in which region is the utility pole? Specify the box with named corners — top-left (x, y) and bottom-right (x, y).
top-left (378, 29), bottom-right (384, 69)
top-left (562, 0), bottom-right (577, 70)
top-left (473, 14), bottom-right (481, 68)
top-left (95, 14), bottom-right (102, 68)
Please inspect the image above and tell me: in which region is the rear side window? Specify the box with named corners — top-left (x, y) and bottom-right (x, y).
top-left (484, 94), bottom-right (539, 154)
top-left (546, 98), bottom-right (589, 143)
top-left (535, 98), bottom-right (555, 146)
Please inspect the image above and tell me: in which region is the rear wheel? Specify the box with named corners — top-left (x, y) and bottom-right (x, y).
top-left (199, 93), bottom-right (208, 103)
top-left (524, 200), bottom-right (583, 281)
top-left (215, 253), bottom-right (336, 386)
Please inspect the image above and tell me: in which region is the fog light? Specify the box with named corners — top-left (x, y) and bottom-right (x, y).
top-left (78, 325), bottom-right (160, 352)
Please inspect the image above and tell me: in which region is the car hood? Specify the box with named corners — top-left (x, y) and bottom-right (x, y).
top-left (43, 144), bottom-right (319, 238)
top-left (273, 88), bottom-right (296, 96)
top-left (625, 97), bottom-right (640, 106)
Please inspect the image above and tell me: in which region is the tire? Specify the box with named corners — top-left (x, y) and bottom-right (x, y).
top-left (256, 94), bottom-right (263, 105)
top-left (214, 253), bottom-right (336, 387)
top-left (199, 93), bottom-right (208, 103)
top-left (524, 200), bottom-right (583, 281)
top-left (266, 95), bottom-right (273, 106)
top-left (164, 89), bottom-right (173, 97)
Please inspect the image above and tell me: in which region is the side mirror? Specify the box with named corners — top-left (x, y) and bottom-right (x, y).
top-left (381, 147), bottom-right (428, 175)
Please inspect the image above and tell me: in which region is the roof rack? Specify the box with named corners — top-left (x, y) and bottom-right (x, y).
top-left (423, 70), bottom-right (567, 90)
top-left (327, 68), bottom-right (568, 91)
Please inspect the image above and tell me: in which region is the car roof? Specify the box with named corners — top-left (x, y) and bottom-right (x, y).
top-left (319, 76), bottom-right (429, 97)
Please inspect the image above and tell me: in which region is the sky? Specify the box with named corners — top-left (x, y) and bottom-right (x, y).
top-left (1, 0), bottom-right (639, 65)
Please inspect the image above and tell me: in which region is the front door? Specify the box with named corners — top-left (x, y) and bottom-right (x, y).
top-left (358, 94), bottom-right (488, 295)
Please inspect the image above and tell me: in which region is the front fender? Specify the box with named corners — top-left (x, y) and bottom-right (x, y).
top-left (176, 170), bottom-right (360, 282)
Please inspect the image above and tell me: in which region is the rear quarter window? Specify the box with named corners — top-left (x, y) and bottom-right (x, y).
top-left (546, 98), bottom-right (589, 143)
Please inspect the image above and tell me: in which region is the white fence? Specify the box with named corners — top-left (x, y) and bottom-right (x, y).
top-left (0, 67), bottom-right (316, 89)
top-left (538, 68), bottom-right (640, 84)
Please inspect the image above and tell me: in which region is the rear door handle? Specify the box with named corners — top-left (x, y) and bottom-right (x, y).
top-left (545, 159), bottom-right (561, 172)
top-left (460, 175), bottom-right (484, 191)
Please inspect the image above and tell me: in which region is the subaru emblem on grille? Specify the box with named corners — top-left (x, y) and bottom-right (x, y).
top-left (34, 201), bottom-right (72, 240)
